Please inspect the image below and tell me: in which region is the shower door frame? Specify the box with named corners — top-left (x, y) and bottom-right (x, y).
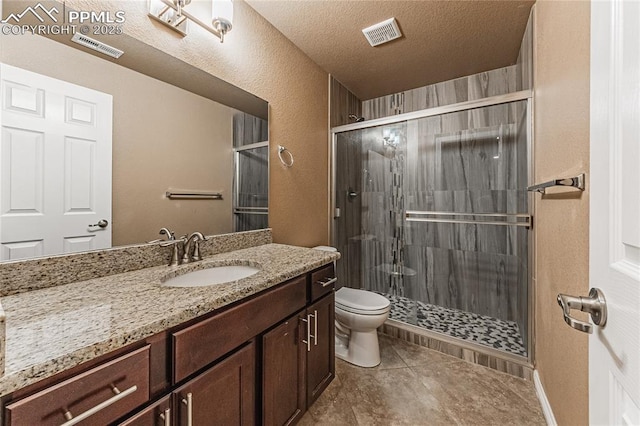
top-left (330, 90), bottom-right (535, 366)
top-left (233, 141), bottom-right (270, 231)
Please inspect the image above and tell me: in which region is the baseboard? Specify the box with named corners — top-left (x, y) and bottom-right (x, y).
top-left (534, 370), bottom-right (557, 426)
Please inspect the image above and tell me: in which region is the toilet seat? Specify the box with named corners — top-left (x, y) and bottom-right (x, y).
top-left (335, 287), bottom-right (390, 316)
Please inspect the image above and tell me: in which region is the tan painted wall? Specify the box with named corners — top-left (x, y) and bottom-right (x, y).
top-left (533, 2), bottom-right (591, 424)
top-left (64, 0), bottom-right (330, 247)
top-left (1, 34), bottom-right (236, 246)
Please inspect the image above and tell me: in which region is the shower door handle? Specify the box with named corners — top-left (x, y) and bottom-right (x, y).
top-left (557, 288), bottom-right (607, 334)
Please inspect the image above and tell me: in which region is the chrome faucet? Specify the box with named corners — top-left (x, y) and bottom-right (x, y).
top-left (182, 232), bottom-right (206, 264)
top-left (146, 227), bottom-right (176, 244)
top-left (159, 228), bottom-right (175, 241)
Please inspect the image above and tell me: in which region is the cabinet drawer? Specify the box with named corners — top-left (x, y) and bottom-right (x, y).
top-left (6, 346), bottom-right (150, 425)
top-left (309, 263), bottom-right (336, 302)
top-left (173, 276), bottom-right (307, 383)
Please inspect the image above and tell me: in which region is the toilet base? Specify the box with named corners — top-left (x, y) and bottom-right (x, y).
top-left (335, 328), bottom-right (381, 368)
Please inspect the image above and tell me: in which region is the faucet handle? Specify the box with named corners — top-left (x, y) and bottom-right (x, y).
top-left (159, 237), bottom-right (185, 248)
top-left (161, 238), bottom-right (186, 266)
top-left (192, 237), bottom-right (204, 261)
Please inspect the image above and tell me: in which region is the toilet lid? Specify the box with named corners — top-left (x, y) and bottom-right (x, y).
top-left (335, 287), bottom-right (390, 313)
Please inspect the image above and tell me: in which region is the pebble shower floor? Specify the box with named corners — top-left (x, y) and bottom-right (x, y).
top-left (378, 292), bottom-right (527, 356)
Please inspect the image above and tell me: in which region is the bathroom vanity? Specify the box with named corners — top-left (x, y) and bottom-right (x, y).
top-left (0, 240), bottom-right (338, 425)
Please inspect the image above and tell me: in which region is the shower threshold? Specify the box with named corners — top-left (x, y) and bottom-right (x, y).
top-left (377, 292), bottom-right (527, 357)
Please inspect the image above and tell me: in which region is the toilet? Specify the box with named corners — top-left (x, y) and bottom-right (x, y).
top-left (312, 246), bottom-right (391, 368)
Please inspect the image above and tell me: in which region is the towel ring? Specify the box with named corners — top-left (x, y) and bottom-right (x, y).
top-left (278, 145), bottom-right (294, 168)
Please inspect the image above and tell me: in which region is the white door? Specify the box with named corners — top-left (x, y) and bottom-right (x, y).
top-left (0, 64), bottom-right (112, 260)
top-left (590, 0), bottom-right (640, 424)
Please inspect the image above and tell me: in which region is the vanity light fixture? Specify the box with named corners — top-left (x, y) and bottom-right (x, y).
top-left (148, 0), bottom-right (233, 43)
top-left (211, 0), bottom-right (233, 42)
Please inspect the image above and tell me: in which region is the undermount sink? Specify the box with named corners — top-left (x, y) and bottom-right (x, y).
top-left (161, 264), bottom-right (261, 288)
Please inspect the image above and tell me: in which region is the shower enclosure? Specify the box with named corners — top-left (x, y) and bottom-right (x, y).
top-left (233, 113), bottom-right (269, 232)
top-left (332, 93), bottom-right (532, 359)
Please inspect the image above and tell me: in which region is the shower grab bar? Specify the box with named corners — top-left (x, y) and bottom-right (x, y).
top-left (406, 211), bottom-right (532, 228)
top-left (527, 173), bottom-right (585, 194)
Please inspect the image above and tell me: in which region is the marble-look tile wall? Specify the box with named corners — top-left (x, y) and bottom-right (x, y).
top-left (362, 65), bottom-right (518, 120)
top-left (233, 112), bottom-right (268, 147)
top-left (330, 76), bottom-right (363, 127)
top-left (334, 131), bottom-right (363, 290)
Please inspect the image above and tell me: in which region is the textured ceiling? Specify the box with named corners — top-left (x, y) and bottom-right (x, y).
top-left (246, 0), bottom-right (535, 100)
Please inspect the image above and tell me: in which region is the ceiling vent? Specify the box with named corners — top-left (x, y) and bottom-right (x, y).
top-left (362, 18), bottom-right (402, 47)
top-left (71, 33), bottom-right (124, 59)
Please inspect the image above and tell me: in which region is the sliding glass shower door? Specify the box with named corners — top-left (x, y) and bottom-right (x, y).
top-left (233, 113), bottom-right (269, 232)
top-left (333, 99), bottom-right (531, 357)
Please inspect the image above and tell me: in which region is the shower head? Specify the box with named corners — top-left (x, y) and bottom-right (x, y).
top-left (348, 114), bottom-right (365, 122)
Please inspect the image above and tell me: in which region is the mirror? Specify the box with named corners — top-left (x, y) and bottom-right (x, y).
top-left (0, 15), bottom-right (269, 261)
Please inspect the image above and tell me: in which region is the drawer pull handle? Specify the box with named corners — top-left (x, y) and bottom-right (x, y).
top-left (317, 277), bottom-right (337, 288)
top-left (159, 408), bottom-right (171, 426)
top-left (59, 384), bottom-right (138, 426)
top-left (182, 392), bottom-right (193, 426)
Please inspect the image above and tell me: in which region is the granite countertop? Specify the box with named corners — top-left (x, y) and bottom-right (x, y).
top-left (0, 243), bottom-right (339, 397)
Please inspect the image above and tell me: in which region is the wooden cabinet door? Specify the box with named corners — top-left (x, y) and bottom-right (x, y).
top-left (173, 342), bottom-right (255, 426)
top-left (118, 395), bottom-right (171, 426)
top-left (262, 312), bottom-right (306, 426)
top-left (306, 293), bottom-right (335, 406)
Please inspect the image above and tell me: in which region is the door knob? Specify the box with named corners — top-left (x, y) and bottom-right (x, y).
top-left (89, 219), bottom-right (109, 228)
top-left (557, 287), bottom-right (607, 334)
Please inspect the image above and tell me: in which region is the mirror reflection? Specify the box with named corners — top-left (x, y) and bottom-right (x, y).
top-left (0, 31), bottom-right (268, 261)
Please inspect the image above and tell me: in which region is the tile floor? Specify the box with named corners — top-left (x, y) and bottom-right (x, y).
top-left (300, 334), bottom-right (545, 425)
top-left (379, 292), bottom-right (528, 357)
